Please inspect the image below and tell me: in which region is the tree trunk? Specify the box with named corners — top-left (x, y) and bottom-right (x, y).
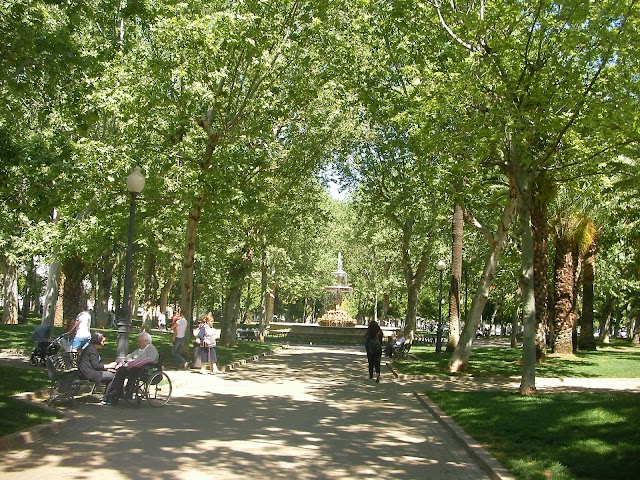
top-left (258, 249), bottom-right (275, 342)
top-left (220, 247), bottom-right (253, 346)
top-left (517, 187), bottom-right (537, 396)
top-left (630, 305), bottom-right (640, 345)
top-left (599, 296), bottom-right (613, 344)
top-left (96, 255), bottom-right (118, 328)
top-left (552, 227), bottom-right (575, 354)
top-left (62, 256), bottom-right (85, 326)
top-left (578, 239), bottom-right (597, 350)
top-left (159, 277), bottom-right (174, 317)
top-left (531, 186), bottom-right (549, 363)
top-left (143, 252), bottom-right (157, 308)
top-left (22, 256), bottom-right (35, 319)
top-left (180, 193), bottom-right (205, 329)
top-left (449, 179), bottom-right (517, 373)
top-left (55, 272), bottom-right (65, 328)
top-left (446, 203), bottom-right (463, 352)
top-left (510, 304), bottom-right (519, 348)
top-left (1, 256), bottom-right (19, 324)
top-left (42, 262), bottom-right (60, 330)
top-left (264, 285), bottom-right (276, 334)
top-left (381, 261), bottom-right (391, 324)
top-left (399, 217), bottom-right (431, 342)
top-left (221, 283), bottom-right (242, 346)
top-left (571, 244), bottom-right (581, 353)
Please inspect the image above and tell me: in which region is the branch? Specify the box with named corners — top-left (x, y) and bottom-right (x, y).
top-left (462, 206), bottom-right (494, 242)
top-left (433, 0), bottom-right (474, 52)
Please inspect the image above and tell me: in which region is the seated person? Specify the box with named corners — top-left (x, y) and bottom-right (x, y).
top-left (393, 331), bottom-right (408, 356)
top-left (384, 332), bottom-right (395, 358)
top-left (78, 333), bottom-right (117, 404)
top-left (104, 332), bottom-right (159, 405)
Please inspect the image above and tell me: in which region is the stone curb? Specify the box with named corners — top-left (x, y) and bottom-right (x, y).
top-left (414, 392), bottom-right (516, 480)
top-left (0, 345), bottom-right (285, 452)
top-left (387, 361), bottom-right (515, 480)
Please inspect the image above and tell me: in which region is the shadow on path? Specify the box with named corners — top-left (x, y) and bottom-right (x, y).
top-left (0, 345), bottom-right (490, 480)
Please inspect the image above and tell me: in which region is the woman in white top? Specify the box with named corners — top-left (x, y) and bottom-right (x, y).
top-left (198, 313), bottom-right (221, 375)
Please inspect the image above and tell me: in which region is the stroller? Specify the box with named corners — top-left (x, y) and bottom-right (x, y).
top-left (29, 325), bottom-right (68, 366)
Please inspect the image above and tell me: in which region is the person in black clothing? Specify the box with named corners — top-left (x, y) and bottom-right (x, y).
top-left (78, 333), bottom-right (116, 403)
top-left (364, 320), bottom-right (383, 382)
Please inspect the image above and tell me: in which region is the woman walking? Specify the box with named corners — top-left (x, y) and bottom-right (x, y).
top-left (364, 320), bottom-right (383, 382)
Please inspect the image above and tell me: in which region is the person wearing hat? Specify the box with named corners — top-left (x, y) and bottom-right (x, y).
top-left (78, 332), bottom-right (117, 404)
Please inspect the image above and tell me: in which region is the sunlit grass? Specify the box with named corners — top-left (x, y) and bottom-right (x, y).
top-left (427, 391), bottom-right (640, 480)
top-left (395, 343), bottom-right (640, 378)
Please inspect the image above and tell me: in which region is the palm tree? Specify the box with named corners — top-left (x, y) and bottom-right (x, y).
top-left (577, 219), bottom-right (597, 351)
top-left (552, 216), bottom-right (578, 354)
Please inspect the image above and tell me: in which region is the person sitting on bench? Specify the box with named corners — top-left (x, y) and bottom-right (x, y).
top-left (78, 333), bottom-right (117, 404)
top-left (104, 332), bottom-right (159, 405)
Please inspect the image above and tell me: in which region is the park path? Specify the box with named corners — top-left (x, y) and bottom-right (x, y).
top-left (0, 345), bottom-right (493, 480)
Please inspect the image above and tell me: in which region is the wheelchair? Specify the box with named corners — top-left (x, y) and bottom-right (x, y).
top-left (123, 359), bottom-right (173, 408)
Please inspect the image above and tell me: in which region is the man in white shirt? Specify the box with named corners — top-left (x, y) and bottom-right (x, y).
top-left (172, 314), bottom-right (188, 369)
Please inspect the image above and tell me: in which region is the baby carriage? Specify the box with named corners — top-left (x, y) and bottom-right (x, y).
top-left (29, 325), bottom-right (67, 366)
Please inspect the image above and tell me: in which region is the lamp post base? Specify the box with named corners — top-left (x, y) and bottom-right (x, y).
top-left (116, 321), bottom-right (130, 362)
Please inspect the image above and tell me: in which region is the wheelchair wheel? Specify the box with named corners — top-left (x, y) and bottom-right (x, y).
top-left (29, 355), bottom-right (39, 366)
top-left (146, 371), bottom-right (172, 407)
top-left (123, 379), bottom-right (145, 408)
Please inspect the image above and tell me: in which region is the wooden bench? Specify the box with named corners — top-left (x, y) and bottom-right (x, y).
top-left (45, 352), bottom-right (102, 406)
top-left (237, 328), bottom-right (257, 341)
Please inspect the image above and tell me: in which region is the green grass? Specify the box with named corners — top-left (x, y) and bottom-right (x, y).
top-left (0, 319), bottom-right (278, 438)
top-left (0, 319), bottom-right (277, 366)
top-left (427, 390), bottom-right (640, 480)
top-left (394, 344), bottom-right (640, 378)
top-left (0, 365), bottom-right (62, 436)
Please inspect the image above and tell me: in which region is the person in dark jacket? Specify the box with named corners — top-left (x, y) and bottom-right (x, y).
top-left (78, 332), bottom-right (116, 403)
top-left (364, 320), bottom-right (383, 383)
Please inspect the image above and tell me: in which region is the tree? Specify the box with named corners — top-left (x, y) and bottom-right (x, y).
top-left (446, 203), bottom-right (463, 351)
top-left (429, 0), bottom-right (640, 394)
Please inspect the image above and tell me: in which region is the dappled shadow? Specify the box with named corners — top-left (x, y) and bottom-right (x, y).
top-left (0, 345), bottom-right (490, 479)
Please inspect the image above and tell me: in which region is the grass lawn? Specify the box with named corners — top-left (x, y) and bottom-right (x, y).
top-left (0, 320), bottom-right (277, 367)
top-left (0, 365), bottom-right (62, 437)
top-left (394, 342), bottom-right (640, 378)
top-left (0, 319), bottom-right (278, 438)
top-left (428, 390), bottom-right (640, 480)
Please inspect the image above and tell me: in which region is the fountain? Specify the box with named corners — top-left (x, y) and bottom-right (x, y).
top-left (318, 252), bottom-right (356, 327)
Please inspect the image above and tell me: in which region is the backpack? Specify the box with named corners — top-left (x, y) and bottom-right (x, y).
top-left (367, 336), bottom-right (382, 355)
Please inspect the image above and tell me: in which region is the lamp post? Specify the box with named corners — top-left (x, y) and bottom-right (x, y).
top-left (436, 260), bottom-right (446, 355)
top-left (116, 166), bottom-right (145, 361)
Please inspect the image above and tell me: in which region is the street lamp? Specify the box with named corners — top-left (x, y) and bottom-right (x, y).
top-left (117, 166), bottom-right (145, 361)
top-left (436, 260), bottom-right (447, 355)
